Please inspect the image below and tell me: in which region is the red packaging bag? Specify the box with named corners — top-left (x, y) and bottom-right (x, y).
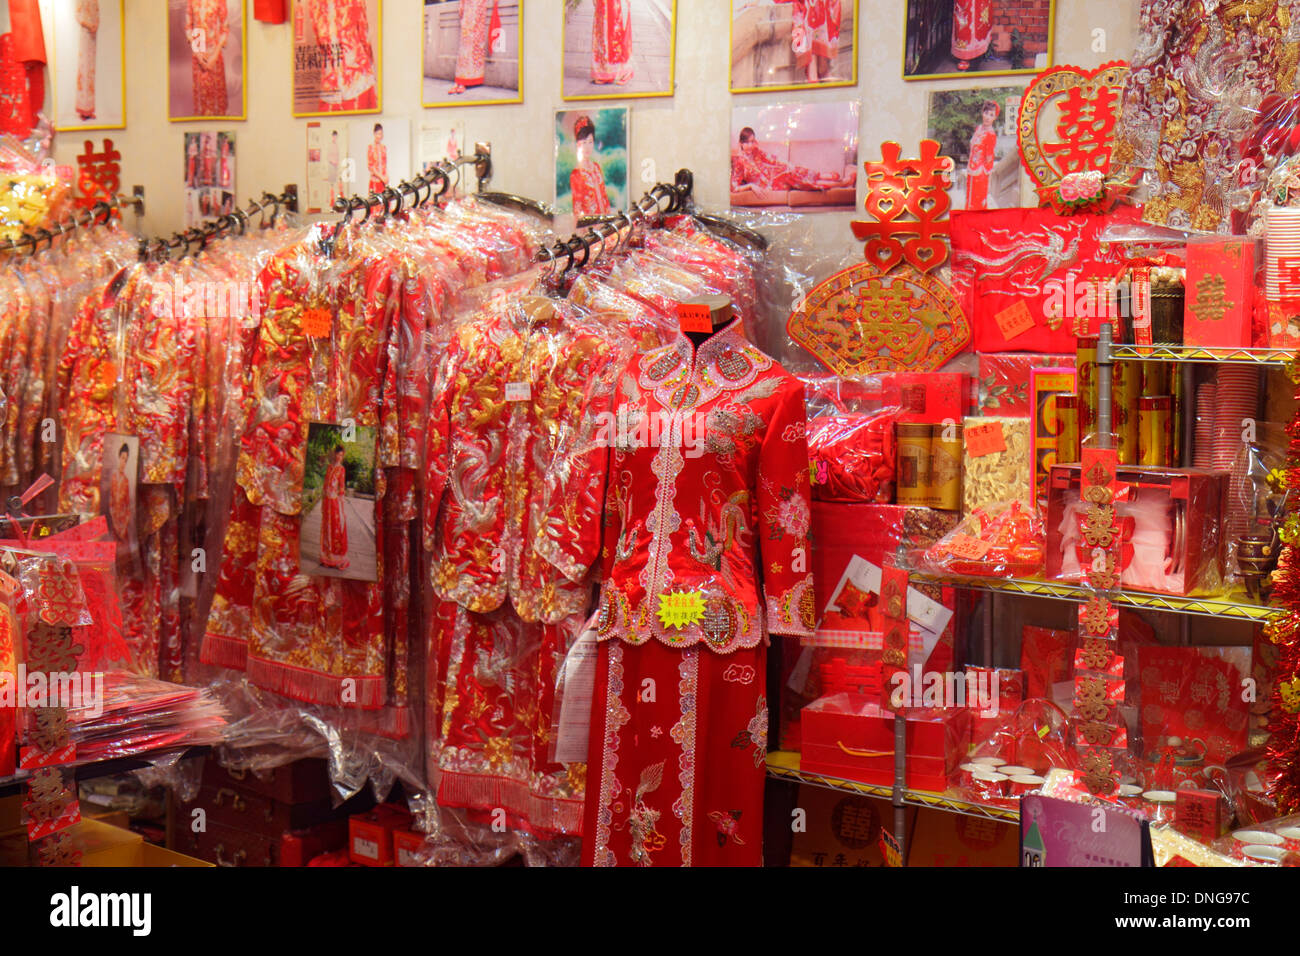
top-left (1136, 645), bottom-right (1251, 769)
top-left (1020, 625), bottom-right (1076, 700)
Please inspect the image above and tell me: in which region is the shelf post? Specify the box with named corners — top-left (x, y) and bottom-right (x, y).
top-left (893, 712), bottom-right (906, 861)
top-left (1097, 321), bottom-right (1114, 447)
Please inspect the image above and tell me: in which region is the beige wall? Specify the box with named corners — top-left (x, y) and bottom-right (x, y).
top-left (30, 0), bottom-right (1136, 243)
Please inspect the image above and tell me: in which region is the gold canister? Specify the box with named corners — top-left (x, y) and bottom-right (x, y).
top-left (1113, 359), bottom-right (1140, 464)
top-left (1138, 395), bottom-right (1173, 467)
top-left (929, 422), bottom-right (963, 510)
top-left (1140, 361), bottom-right (1168, 397)
top-left (895, 422), bottom-right (933, 506)
top-left (1055, 394), bottom-right (1080, 464)
top-left (1076, 336), bottom-right (1098, 443)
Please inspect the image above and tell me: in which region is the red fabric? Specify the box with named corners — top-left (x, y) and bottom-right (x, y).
top-left (319, 462), bottom-right (350, 569)
top-left (254, 0), bottom-right (287, 24)
top-left (950, 206), bottom-right (1144, 353)
top-left (429, 600), bottom-right (585, 837)
top-left (587, 321), bottom-right (817, 654)
top-left (9, 0), bottom-right (45, 62)
top-left (582, 639), bottom-right (768, 866)
top-left (569, 162), bottom-right (611, 216)
top-left (591, 0), bottom-right (631, 83)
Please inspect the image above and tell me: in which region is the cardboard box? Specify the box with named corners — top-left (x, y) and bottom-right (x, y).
top-left (77, 818), bottom-right (145, 867)
top-left (907, 808), bottom-right (1018, 867)
top-left (788, 784), bottom-right (910, 867)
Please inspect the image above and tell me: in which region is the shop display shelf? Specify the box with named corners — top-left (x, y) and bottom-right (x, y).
top-left (912, 573), bottom-right (1280, 622)
top-left (766, 750), bottom-right (1020, 824)
top-left (1110, 344), bottom-right (1293, 366)
top-left (0, 745), bottom-right (211, 798)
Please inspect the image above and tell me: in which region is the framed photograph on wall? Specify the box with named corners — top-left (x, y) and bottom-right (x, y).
top-left (348, 117), bottom-right (411, 194)
top-left (49, 0), bottom-right (127, 131)
top-left (562, 0), bottom-right (676, 100)
top-left (292, 0), bottom-right (382, 116)
top-left (306, 121), bottom-right (351, 213)
top-left (422, 0), bottom-right (523, 107)
top-left (730, 0), bottom-right (857, 94)
top-left (926, 86), bottom-right (1030, 210)
top-left (729, 101), bottom-right (859, 212)
top-left (168, 0), bottom-right (248, 121)
top-left (903, 0), bottom-right (1055, 80)
top-left (555, 107), bottom-right (628, 218)
top-left (183, 130), bottom-right (236, 227)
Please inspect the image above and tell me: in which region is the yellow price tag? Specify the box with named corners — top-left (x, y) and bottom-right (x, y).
top-left (656, 591), bottom-right (706, 630)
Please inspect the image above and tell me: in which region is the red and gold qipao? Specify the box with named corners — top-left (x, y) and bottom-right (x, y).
top-left (202, 236), bottom-right (400, 714)
top-left (579, 319), bottom-right (815, 866)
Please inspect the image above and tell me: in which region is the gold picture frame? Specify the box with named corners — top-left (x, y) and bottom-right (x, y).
top-left (729, 0), bottom-right (858, 95)
top-left (422, 0), bottom-right (525, 108)
top-left (292, 0), bottom-right (384, 118)
top-left (561, 0), bottom-right (677, 102)
top-left (902, 0), bottom-right (1057, 81)
top-left (168, 0), bottom-right (249, 123)
top-left (50, 0), bottom-right (128, 132)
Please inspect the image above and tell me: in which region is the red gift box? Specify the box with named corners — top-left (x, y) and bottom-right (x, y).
top-left (1184, 237), bottom-right (1255, 349)
top-left (392, 829), bottom-right (428, 867)
top-left (882, 372), bottom-right (969, 424)
top-left (348, 808), bottom-right (409, 867)
top-left (801, 694), bottom-right (955, 792)
top-left (977, 353), bottom-right (1077, 418)
top-left (1045, 464), bottom-right (1227, 596)
top-left (1174, 789), bottom-right (1228, 843)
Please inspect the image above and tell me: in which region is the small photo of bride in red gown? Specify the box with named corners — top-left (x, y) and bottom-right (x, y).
top-left (99, 433), bottom-right (141, 573)
top-left (301, 423), bottom-right (378, 582)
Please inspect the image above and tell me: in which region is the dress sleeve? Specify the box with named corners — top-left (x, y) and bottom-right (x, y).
top-left (757, 378), bottom-right (815, 638)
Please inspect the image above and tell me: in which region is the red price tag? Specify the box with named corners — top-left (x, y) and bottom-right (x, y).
top-left (993, 300), bottom-right (1036, 341)
top-left (302, 307), bottom-right (333, 338)
top-left (965, 421), bottom-right (1006, 457)
top-left (677, 302), bottom-right (713, 333)
top-left (945, 533), bottom-right (990, 560)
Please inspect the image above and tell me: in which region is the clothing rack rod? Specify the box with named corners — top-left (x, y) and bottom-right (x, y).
top-left (0, 193), bottom-right (143, 254)
top-left (330, 150), bottom-right (491, 219)
top-left (538, 170), bottom-right (693, 274)
top-left (139, 185), bottom-right (298, 259)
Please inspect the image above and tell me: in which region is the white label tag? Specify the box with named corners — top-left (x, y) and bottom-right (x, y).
top-left (396, 847), bottom-right (416, 867)
top-left (352, 836), bottom-right (379, 859)
top-left (554, 628), bottom-right (599, 764)
top-left (505, 382), bottom-right (531, 402)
